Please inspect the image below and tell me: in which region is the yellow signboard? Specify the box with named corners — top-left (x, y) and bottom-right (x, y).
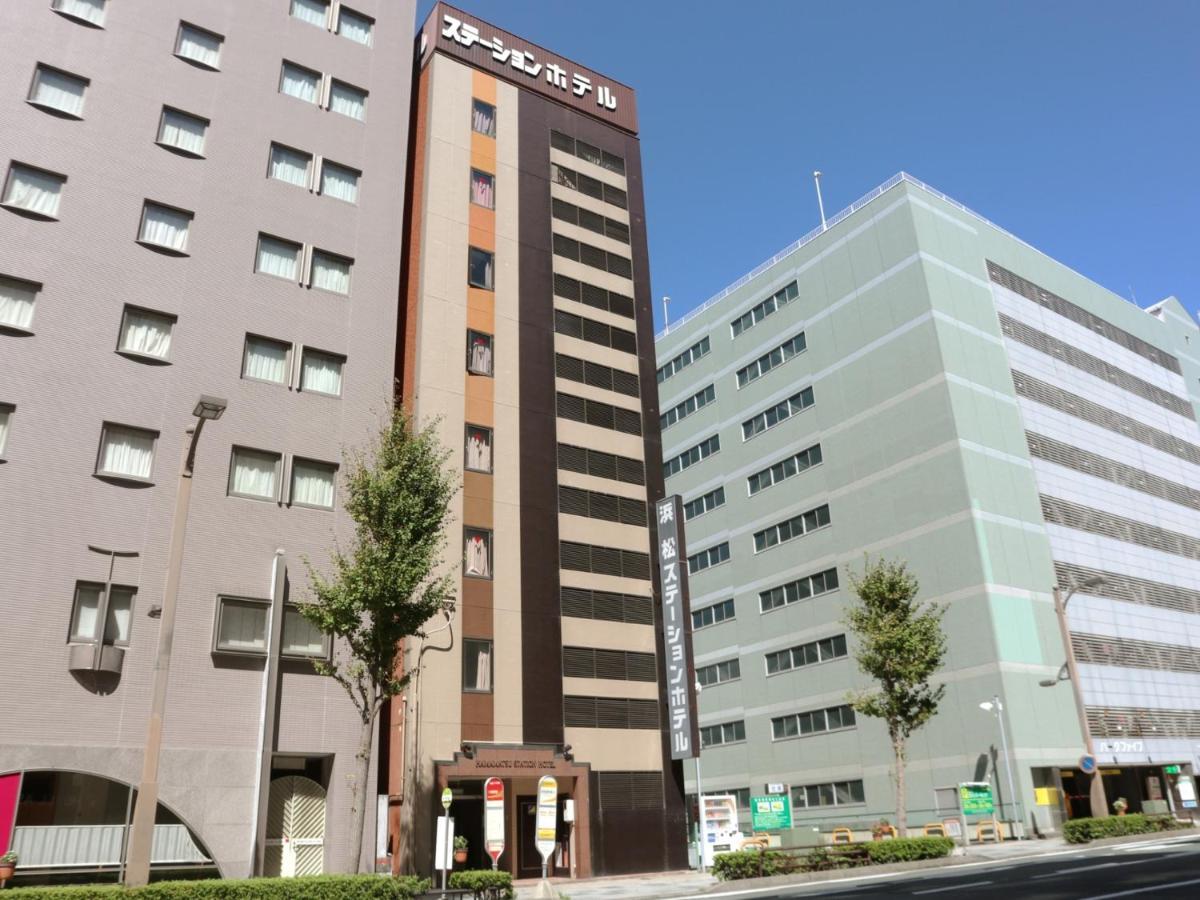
top-left (1034, 787), bottom-right (1059, 806)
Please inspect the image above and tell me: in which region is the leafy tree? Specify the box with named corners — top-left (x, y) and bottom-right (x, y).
top-left (302, 408), bottom-right (457, 871)
top-left (843, 558), bottom-right (947, 835)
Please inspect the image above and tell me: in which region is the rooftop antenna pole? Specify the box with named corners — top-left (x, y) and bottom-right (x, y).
top-left (814, 171), bottom-right (827, 231)
top-left (662, 295), bottom-right (671, 329)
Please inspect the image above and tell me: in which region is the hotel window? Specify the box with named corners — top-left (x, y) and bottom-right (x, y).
top-left (464, 529), bottom-right (492, 579)
top-left (792, 780), bottom-right (865, 809)
top-left (337, 6), bottom-right (373, 45)
top-left (0, 404), bottom-right (12, 457)
top-left (70, 583), bottom-right (134, 647)
top-left (688, 542), bottom-right (729, 575)
top-left (760, 567), bottom-right (839, 613)
top-left (696, 658), bottom-right (740, 687)
top-left (470, 168), bottom-right (495, 209)
top-left (290, 458), bottom-right (337, 509)
top-left (157, 107), bottom-right (208, 156)
top-left (213, 596), bottom-right (330, 659)
top-left (465, 425), bottom-right (493, 473)
top-left (175, 22), bottom-right (223, 69)
top-left (310, 250), bottom-right (352, 294)
top-left (51, 0), bottom-right (106, 27)
top-left (0, 275), bottom-right (39, 331)
top-left (28, 65), bottom-right (88, 117)
top-left (699, 720), bottom-right (745, 748)
top-left (256, 234), bottom-right (302, 281)
top-left (468, 247), bottom-right (494, 290)
top-left (268, 143), bottom-right (313, 188)
top-left (765, 633), bottom-right (847, 675)
top-left (228, 447), bottom-right (281, 501)
top-left (328, 80), bottom-right (367, 121)
top-left (290, 0), bottom-right (329, 28)
top-left (96, 423), bottom-right (157, 481)
top-left (742, 386), bottom-right (814, 440)
top-left (320, 161), bottom-right (359, 203)
top-left (748, 444), bottom-right (822, 495)
top-left (467, 330), bottom-right (493, 376)
top-left (463, 638), bottom-right (493, 692)
top-left (753, 503), bottom-right (831, 553)
top-left (3, 163), bottom-right (65, 218)
top-left (300, 348), bottom-right (344, 396)
top-left (472, 99), bottom-right (496, 137)
top-left (117, 306), bottom-right (174, 362)
top-left (280, 62), bottom-right (321, 104)
top-left (242, 335), bottom-right (290, 385)
top-left (692, 598), bottom-right (734, 630)
top-left (138, 202), bottom-right (192, 253)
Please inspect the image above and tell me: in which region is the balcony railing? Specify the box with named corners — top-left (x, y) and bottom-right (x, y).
top-left (10, 823), bottom-right (209, 868)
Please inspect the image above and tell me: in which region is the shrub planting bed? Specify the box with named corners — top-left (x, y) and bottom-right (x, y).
top-left (447, 870), bottom-right (514, 899)
top-left (2, 875), bottom-right (430, 899)
top-left (712, 836), bottom-right (956, 881)
top-left (1063, 813), bottom-right (1182, 844)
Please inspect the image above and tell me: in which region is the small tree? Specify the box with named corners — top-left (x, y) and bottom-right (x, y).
top-left (844, 557), bottom-right (947, 836)
top-left (302, 407), bottom-right (457, 871)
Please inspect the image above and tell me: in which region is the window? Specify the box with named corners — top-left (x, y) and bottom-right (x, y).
top-left (96, 423), bottom-right (157, 481)
top-left (742, 386), bottom-right (814, 440)
top-left (748, 444), bottom-right (822, 495)
top-left (683, 486), bottom-right (725, 521)
top-left (692, 598), bottom-right (734, 630)
top-left (699, 720), bottom-right (745, 748)
top-left (465, 528), bottom-right (492, 579)
top-left (300, 348), bottom-right (343, 395)
top-left (730, 281), bottom-right (799, 338)
top-left (558, 486), bottom-right (646, 526)
top-left (550, 130), bottom-right (625, 175)
top-left (117, 306), bottom-right (174, 361)
top-left (471, 168), bottom-right (495, 209)
top-left (213, 596), bottom-right (330, 659)
top-left (760, 567), bottom-right (839, 613)
top-left (268, 143), bottom-right (312, 188)
top-left (320, 161), bottom-right (359, 203)
top-left (554, 309), bottom-right (637, 354)
top-left (157, 107), bottom-right (208, 156)
top-left (771, 704), bottom-right (856, 740)
top-left (661, 384), bottom-right (715, 430)
top-left (564, 696), bottom-right (659, 729)
top-left (563, 647), bottom-right (656, 681)
top-left (688, 542), bottom-right (729, 575)
top-left (550, 197), bottom-right (629, 244)
top-left (468, 247), bottom-right (494, 290)
top-left (175, 23), bottom-right (223, 69)
top-left (551, 233), bottom-right (632, 278)
top-left (280, 61), bottom-right (321, 103)
top-left (256, 234), bottom-right (301, 281)
top-left (28, 65), bottom-right (88, 117)
top-left (337, 6), bottom-right (373, 45)
top-left (51, 0), bottom-right (106, 27)
top-left (553, 273), bottom-right (635, 319)
top-left (0, 404), bottom-right (12, 457)
top-left (656, 337), bottom-right (710, 383)
top-left (765, 633), bottom-right (848, 675)
top-left (556, 443), bottom-right (644, 486)
top-left (0, 275), bottom-right (38, 331)
top-left (328, 80), bottom-right (367, 120)
top-left (663, 434), bottom-right (720, 478)
top-left (696, 658), bottom-right (740, 687)
top-left (792, 780), bottom-right (864, 809)
top-left (229, 447), bottom-right (281, 501)
top-left (465, 425), bottom-right (492, 473)
top-left (463, 638), bottom-right (493, 692)
top-left (467, 330), bottom-right (493, 376)
top-left (555, 354), bottom-right (639, 398)
top-left (472, 99), bottom-right (496, 137)
top-left (561, 588), bottom-right (653, 625)
top-left (559, 542), bottom-right (650, 580)
top-left (242, 335), bottom-right (290, 384)
top-left (556, 392), bottom-right (642, 436)
top-left (138, 202), bottom-right (192, 253)
top-left (69, 583), bottom-right (134, 646)
top-left (736, 332), bottom-right (807, 388)
top-left (310, 250), bottom-right (352, 294)
top-left (753, 503), bottom-right (831, 553)
top-left (290, 0), bottom-right (329, 28)
top-left (3, 163), bottom-right (65, 217)
top-left (290, 458), bottom-right (336, 509)
top-left (282, 604), bottom-right (328, 657)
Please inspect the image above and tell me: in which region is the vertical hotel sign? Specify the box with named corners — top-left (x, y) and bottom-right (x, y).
top-left (656, 495), bottom-right (699, 760)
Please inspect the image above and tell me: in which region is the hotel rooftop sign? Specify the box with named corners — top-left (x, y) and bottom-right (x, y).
top-left (419, 3), bottom-right (639, 134)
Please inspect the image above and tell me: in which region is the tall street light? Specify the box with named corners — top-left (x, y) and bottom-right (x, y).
top-left (125, 396), bottom-right (227, 886)
top-left (979, 696), bottom-right (1021, 838)
top-left (1040, 576), bottom-right (1108, 819)
top-left (694, 679), bottom-right (706, 874)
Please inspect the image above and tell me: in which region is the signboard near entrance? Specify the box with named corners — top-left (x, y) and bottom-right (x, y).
top-left (750, 795), bottom-right (792, 831)
top-left (655, 495), bottom-right (700, 760)
top-left (535, 776), bottom-right (557, 865)
top-left (484, 777), bottom-right (505, 868)
top-left (959, 782), bottom-right (995, 816)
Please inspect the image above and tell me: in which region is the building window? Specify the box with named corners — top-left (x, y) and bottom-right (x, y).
top-left (470, 169), bottom-right (495, 209)
top-left (3, 163), bottom-right (65, 218)
top-left (760, 567), bottom-right (839, 613)
top-left (731, 281), bottom-right (799, 338)
top-left (550, 130), bottom-right (625, 175)
top-left (320, 161), bottom-right (359, 203)
top-left (463, 638), bottom-right (493, 692)
top-left (465, 425), bottom-right (492, 473)
top-left (138, 202), bottom-right (192, 253)
top-left (748, 444), bottom-right (822, 496)
top-left (0, 404), bottom-right (13, 457)
top-left (229, 447), bottom-right (281, 501)
top-left (736, 332), bottom-right (807, 388)
top-left (771, 704), bottom-right (856, 740)
top-left (256, 234), bottom-right (302, 281)
top-left (0, 274), bottom-right (38, 331)
top-left (69, 582), bottom-right (134, 646)
top-left (663, 434), bottom-right (720, 478)
top-left (661, 384), bottom-right (715, 431)
top-left (791, 779), bottom-right (865, 809)
top-left (468, 247), bottom-right (494, 290)
top-left (742, 386), bottom-right (815, 441)
top-left (472, 98), bottom-right (496, 137)
top-left (465, 529), bottom-right (492, 579)
top-left (765, 633), bottom-right (848, 675)
top-left (242, 335), bottom-right (290, 384)
top-left (280, 61), bottom-right (321, 104)
top-left (310, 250), bottom-right (352, 294)
top-left (175, 22), bottom-right (223, 70)
top-left (213, 596), bottom-right (330, 659)
top-left (268, 143), bottom-right (313, 188)
top-left (699, 720), bottom-right (745, 748)
top-left (28, 64), bottom-right (88, 117)
top-left (656, 337), bottom-right (710, 384)
top-left (300, 348), bottom-right (344, 396)
top-left (682, 486), bottom-right (725, 521)
top-left (290, 458), bottom-right (337, 509)
top-left (337, 6), bottom-right (373, 45)
top-left (467, 330), bottom-right (493, 376)
top-left (328, 80), bottom-right (367, 120)
top-left (96, 423), bottom-right (157, 481)
top-left (117, 306), bottom-right (174, 361)
top-left (157, 107), bottom-right (208, 156)
top-left (687, 542), bottom-right (729, 575)
top-left (51, 0), bottom-right (106, 27)
top-left (753, 503), bottom-right (831, 553)
top-left (692, 598), bottom-right (734, 630)
top-left (289, 0), bottom-right (329, 28)
top-left (696, 658), bottom-right (740, 687)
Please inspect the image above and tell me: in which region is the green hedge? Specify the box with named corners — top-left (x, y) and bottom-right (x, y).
top-left (863, 836), bottom-right (955, 864)
top-left (2, 875), bottom-right (430, 899)
top-left (447, 870), bottom-right (514, 899)
top-left (713, 836), bottom-right (955, 881)
top-left (1063, 813), bottom-right (1180, 844)
top-left (711, 849), bottom-right (787, 881)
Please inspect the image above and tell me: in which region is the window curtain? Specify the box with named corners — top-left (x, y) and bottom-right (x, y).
top-left (472, 100), bottom-right (495, 137)
top-left (311, 252), bottom-right (351, 293)
top-left (465, 533), bottom-right (490, 578)
top-left (218, 599), bottom-right (267, 650)
top-left (53, 0), bottom-right (105, 25)
top-left (283, 606), bottom-right (325, 656)
top-left (329, 82), bottom-right (366, 120)
top-left (466, 429), bottom-right (491, 471)
top-left (4, 166), bottom-right (63, 216)
top-left (471, 171), bottom-right (494, 208)
top-left (338, 9), bottom-right (372, 45)
top-left (105, 587), bottom-right (133, 643)
top-left (139, 204), bottom-right (190, 251)
top-left (290, 0), bottom-right (328, 27)
top-left (32, 68), bottom-right (86, 116)
top-left (301, 352), bottom-right (342, 395)
top-left (70, 584), bottom-right (102, 641)
top-left (256, 236), bottom-right (299, 279)
top-left (270, 145), bottom-right (311, 187)
top-left (0, 277), bottom-right (36, 329)
top-left (232, 449), bottom-right (278, 498)
top-left (244, 337), bottom-right (288, 383)
top-left (280, 64), bottom-right (319, 103)
top-left (0, 408), bottom-right (10, 456)
top-left (119, 308), bottom-right (172, 358)
top-left (469, 335), bottom-right (492, 374)
top-left (160, 110), bottom-right (206, 154)
top-left (469, 250), bottom-right (494, 290)
top-left (292, 461), bottom-right (335, 508)
top-left (100, 426), bottom-right (154, 478)
top-left (320, 163), bottom-right (358, 202)
top-left (469, 644), bottom-right (492, 691)
top-left (178, 27), bottom-right (221, 67)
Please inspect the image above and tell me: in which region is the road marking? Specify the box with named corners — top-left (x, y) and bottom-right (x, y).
top-left (912, 880), bottom-right (993, 895)
top-left (1031, 858), bottom-right (1163, 879)
top-left (1118, 834), bottom-right (1200, 852)
top-left (1081, 876), bottom-right (1200, 899)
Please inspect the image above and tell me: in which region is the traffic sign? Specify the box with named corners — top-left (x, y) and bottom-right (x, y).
top-left (484, 777), bottom-right (505, 868)
top-left (1079, 754), bottom-right (1097, 774)
top-left (441, 787), bottom-right (453, 810)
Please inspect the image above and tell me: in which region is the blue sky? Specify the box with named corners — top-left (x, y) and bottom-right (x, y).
top-left (421, 1), bottom-right (1200, 331)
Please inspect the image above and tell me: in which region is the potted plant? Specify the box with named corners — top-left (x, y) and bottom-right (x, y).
top-left (0, 850), bottom-right (17, 883)
top-left (453, 834), bottom-right (469, 863)
top-left (1113, 797), bottom-right (1128, 816)
top-left (871, 819), bottom-right (894, 841)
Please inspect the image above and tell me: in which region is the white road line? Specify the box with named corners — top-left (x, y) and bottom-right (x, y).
top-left (1118, 834), bottom-right (1200, 852)
top-left (1031, 858), bottom-right (1164, 879)
top-left (1082, 876), bottom-right (1200, 899)
top-left (912, 880), bottom-right (993, 895)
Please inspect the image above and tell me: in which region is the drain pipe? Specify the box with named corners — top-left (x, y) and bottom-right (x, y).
top-left (250, 550), bottom-right (288, 875)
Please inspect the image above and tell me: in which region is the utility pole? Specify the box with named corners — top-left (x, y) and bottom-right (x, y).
top-left (813, 171), bottom-right (827, 231)
top-left (694, 679), bottom-right (706, 874)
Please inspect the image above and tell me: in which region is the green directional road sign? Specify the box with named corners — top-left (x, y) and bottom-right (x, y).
top-left (958, 782), bottom-right (995, 816)
top-left (750, 794), bottom-right (793, 831)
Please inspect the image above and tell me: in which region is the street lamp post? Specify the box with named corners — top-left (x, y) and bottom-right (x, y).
top-left (694, 679), bottom-right (706, 874)
top-left (979, 696), bottom-right (1021, 837)
top-left (125, 396), bottom-right (227, 887)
